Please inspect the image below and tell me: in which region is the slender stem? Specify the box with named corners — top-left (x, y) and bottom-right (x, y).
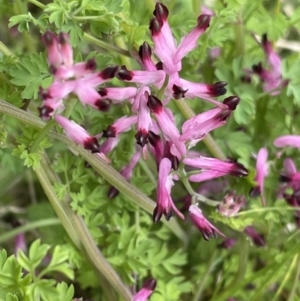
top-left (233, 11), bottom-right (245, 57)
top-left (30, 120), bottom-right (56, 152)
top-left (35, 164), bottom-right (81, 248)
top-left (0, 41), bottom-right (14, 56)
top-left (83, 33), bottom-right (131, 58)
top-left (275, 0), bottom-right (281, 14)
top-left (192, 251), bottom-right (221, 301)
top-left (287, 254), bottom-right (300, 301)
top-left (272, 254), bottom-right (297, 301)
top-left (0, 99), bottom-right (187, 242)
top-left (157, 75), bottom-right (169, 100)
top-left (0, 218), bottom-right (60, 243)
top-left (38, 156), bottom-right (131, 301)
top-left (174, 99), bottom-right (226, 160)
top-left (27, 0), bottom-right (45, 9)
top-left (138, 159), bottom-right (157, 186)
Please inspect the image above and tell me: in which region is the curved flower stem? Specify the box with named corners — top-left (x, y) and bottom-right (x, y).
top-left (37, 155), bottom-right (130, 301)
top-left (0, 218), bottom-right (60, 244)
top-left (287, 255), bottom-right (300, 301)
top-left (0, 99), bottom-right (187, 243)
top-left (27, 0), bottom-right (45, 9)
top-left (83, 33), bottom-right (131, 58)
top-left (174, 99), bottom-right (226, 160)
top-left (0, 41), bottom-right (15, 56)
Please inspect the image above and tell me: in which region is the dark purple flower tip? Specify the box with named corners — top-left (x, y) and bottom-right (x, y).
top-left (171, 156), bottom-right (179, 170)
top-left (283, 194), bottom-right (298, 207)
top-left (108, 186), bottom-right (120, 199)
top-left (202, 229), bottom-right (217, 241)
top-left (38, 106), bottom-right (53, 120)
top-left (94, 99), bottom-right (111, 112)
top-left (58, 32), bottom-right (69, 44)
top-left (139, 42), bottom-right (152, 62)
top-left (147, 95), bottom-right (163, 113)
top-left (172, 84), bottom-right (188, 99)
top-left (98, 88), bottom-right (108, 97)
top-left (100, 65), bottom-right (119, 79)
top-left (153, 206), bottom-right (163, 223)
top-left (261, 34), bottom-right (268, 47)
top-left (117, 65), bottom-right (133, 81)
top-left (252, 63), bottom-right (263, 75)
top-left (153, 2), bottom-right (169, 21)
top-left (216, 110), bottom-right (231, 122)
top-left (83, 137), bottom-right (100, 153)
top-left (241, 75), bottom-right (252, 83)
top-left (49, 65), bottom-right (57, 75)
top-left (244, 226), bottom-right (265, 247)
top-left (156, 61), bottom-right (163, 70)
top-left (149, 18), bottom-right (163, 36)
top-left (208, 81), bottom-right (227, 96)
top-left (230, 162), bottom-right (249, 177)
top-left (103, 125), bottom-right (116, 138)
top-left (196, 14), bottom-right (211, 30)
top-left (148, 131), bottom-right (161, 146)
top-left (135, 130), bottom-right (149, 147)
top-left (279, 174), bottom-right (291, 182)
top-left (42, 31), bottom-right (56, 46)
top-left (249, 186), bottom-right (261, 197)
top-left (86, 58), bottom-right (97, 71)
top-left (143, 278), bottom-right (157, 291)
top-left (39, 87), bottom-right (51, 100)
top-left (218, 238), bottom-right (237, 249)
top-left (223, 96), bottom-right (240, 111)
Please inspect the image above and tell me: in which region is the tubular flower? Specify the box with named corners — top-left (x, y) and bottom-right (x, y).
top-left (108, 150), bottom-right (142, 199)
top-left (154, 158), bottom-right (184, 222)
top-left (147, 94), bottom-right (186, 158)
top-left (280, 158), bottom-right (300, 190)
top-left (102, 116), bottom-right (137, 138)
top-left (251, 35), bottom-right (288, 94)
top-left (218, 238), bottom-right (237, 249)
top-left (181, 96), bottom-right (240, 147)
top-left (250, 148), bottom-right (269, 206)
top-left (132, 278), bottom-right (156, 301)
top-left (183, 156), bottom-right (248, 182)
top-left (274, 135), bottom-right (300, 149)
top-left (217, 191), bottom-right (245, 217)
top-left (189, 205), bottom-right (225, 240)
top-left (244, 226), bottom-right (265, 247)
top-left (54, 115), bottom-right (109, 162)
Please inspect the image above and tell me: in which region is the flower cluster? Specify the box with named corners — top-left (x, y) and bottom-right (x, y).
top-left (40, 3), bottom-right (251, 241)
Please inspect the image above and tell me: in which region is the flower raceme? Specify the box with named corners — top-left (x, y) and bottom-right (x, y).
top-left (39, 2), bottom-right (250, 241)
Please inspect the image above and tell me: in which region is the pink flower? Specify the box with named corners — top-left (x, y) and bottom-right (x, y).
top-left (244, 226), bottom-right (265, 247)
top-left (108, 150), bottom-right (141, 198)
top-left (183, 156), bottom-right (248, 182)
top-left (189, 205), bottom-right (225, 240)
top-left (102, 116), bottom-right (137, 138)
top-left (280, 158), bottom-right (300, 190)
top-left (251, 35), bottom-right (288, 94)
top-left (54, 115), bottom-right (109, 162)
top-left (217, 191), bottom-right (245, 217)
top-left (180, 96), bottom-right (239, 147)
top-left (250, 148), bottom-right (268, 206)
top-left (147, 94), bottom-right (186, 158)
top-left (154, 158), bottom-right (184, 222)
top-left (132, 278), bottom-right (156, 301)
top-left (274, 135), bottom-right (300, 148)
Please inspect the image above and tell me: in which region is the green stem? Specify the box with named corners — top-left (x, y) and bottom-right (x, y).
top-left (174, 99), bottom-right (226, 160)
top-left (38, 155), bottom-right (131, 301)
top-left (30, 120), bottom-right (56, 152)
top-left (83, 33), bottom-right (131, 58)
top-left (0, 99), bottom-right (187, 242)
top-left (287, 255), bottom-right (300, 301)
top-left (157, 75), bottom-right (170, 100)
top-left (0, 218), bottom-right (60, 243)
top-left (0, 41), bottom-right (15, 56)
top-left (27, 0), bottom-right (45, 9)
top-left (272, 254), bottom-right (298, 301)
top-left (192, 250), bottom-right (221, 301)
top-left (233, 11), bottom-right (245, 57)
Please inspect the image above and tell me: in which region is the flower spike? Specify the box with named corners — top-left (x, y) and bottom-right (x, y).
top-left (132, 278), bottom-right (156, 301)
